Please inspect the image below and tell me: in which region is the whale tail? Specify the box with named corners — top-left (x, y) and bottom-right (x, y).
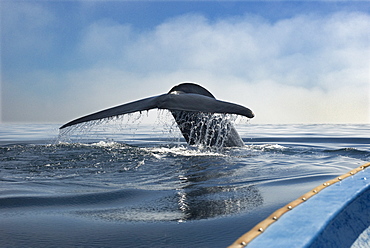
top-left (60, 83), bottom-right (254, 147)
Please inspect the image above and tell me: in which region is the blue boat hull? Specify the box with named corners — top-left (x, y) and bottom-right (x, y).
top-left (229, 162), bottom-right (370, 248)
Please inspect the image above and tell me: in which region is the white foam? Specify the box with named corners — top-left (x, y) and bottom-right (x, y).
top-left (145, 146), bottom-right (227, 157)
top-left (247, 144), bottom-right (287, 151)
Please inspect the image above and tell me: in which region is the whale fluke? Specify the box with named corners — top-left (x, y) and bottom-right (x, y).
top-left (60, 83), bottom-right (254, 147)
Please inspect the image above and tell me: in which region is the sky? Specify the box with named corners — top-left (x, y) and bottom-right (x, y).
top-left (1, 1), bottom-right (370, 124)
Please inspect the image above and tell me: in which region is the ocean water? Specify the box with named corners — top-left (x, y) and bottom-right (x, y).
top-left (0, 119), bottom-right (369, 247)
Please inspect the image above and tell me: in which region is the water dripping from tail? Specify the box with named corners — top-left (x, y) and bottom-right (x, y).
top-left (170, 111), bottom-right (244, 150)
top-left (56, 112), bottom-right (147, 144)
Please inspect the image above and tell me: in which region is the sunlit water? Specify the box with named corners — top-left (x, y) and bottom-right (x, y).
top-left (0, 117), bottom-right (369, 247)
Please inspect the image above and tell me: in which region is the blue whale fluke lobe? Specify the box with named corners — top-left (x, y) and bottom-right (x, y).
top-left (60, 83), bottom-right (254, 147)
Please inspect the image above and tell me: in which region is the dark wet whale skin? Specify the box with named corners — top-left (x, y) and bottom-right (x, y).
top-left (168, 83), bottom-right (245, 147)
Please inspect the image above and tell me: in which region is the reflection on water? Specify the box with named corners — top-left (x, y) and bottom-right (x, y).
top-left (180, 185), bottom-right (263, 221)
top-left (0, 140), bottom-right (264, 222)
top-left (66, 145), bottom-right (264, 222)
top-left (174, 155), bottom-right (263, 221)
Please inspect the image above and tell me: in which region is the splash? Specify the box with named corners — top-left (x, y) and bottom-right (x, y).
top-left (171, 111), bottom-right (245, 150)
top-left (58, 110), bottom-right (247, 152)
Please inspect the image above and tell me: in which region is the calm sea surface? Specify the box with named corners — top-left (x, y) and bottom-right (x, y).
top-left (0, 121), bottom-right (369, 247)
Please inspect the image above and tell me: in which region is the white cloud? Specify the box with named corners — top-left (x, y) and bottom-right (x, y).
top-left (68, 11), bottom-right (369, 123)
top-left (2, 6), bottom-right (370, 124)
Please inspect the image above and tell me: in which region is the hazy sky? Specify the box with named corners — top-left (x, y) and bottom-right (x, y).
top-left (1, 1), bottom-right (370, 124)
